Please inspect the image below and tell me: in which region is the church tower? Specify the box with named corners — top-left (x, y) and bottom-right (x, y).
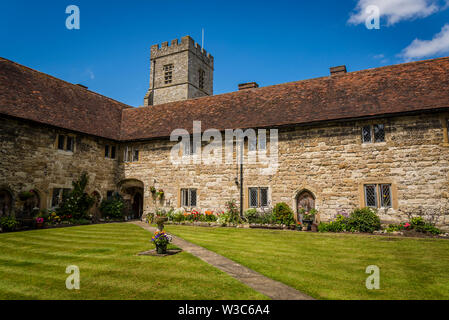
top-left (144, 36), bottom-right (214, 106)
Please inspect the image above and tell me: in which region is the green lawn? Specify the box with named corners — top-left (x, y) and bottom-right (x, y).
top-left (165, 225), bottom-right (449, 300)
top-left (0, 223), bottom-right (266, 300)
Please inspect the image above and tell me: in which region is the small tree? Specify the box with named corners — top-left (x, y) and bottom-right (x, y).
top-left (272, 202), bottom-right (295, 226)
top-left (56, 172), bottom-right (95, 220)
top-left (225, 200), bottom-right (241, 224)
top-left (100, 193), bottom-right (125, 220)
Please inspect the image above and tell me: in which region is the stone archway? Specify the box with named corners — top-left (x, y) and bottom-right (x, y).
top-left (296, 190), bottom-right (316, 214)
top-left (22, 189), bottom-right (41, 217)
top-left (118, 179), bottom-right (144, 220)
top-left (0, 189), bottom-right (13, 217)
top-left (90, 191), bottom-right (102, 222)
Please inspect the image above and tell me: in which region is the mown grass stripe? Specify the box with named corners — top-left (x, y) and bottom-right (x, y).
top-left (0, 223), bottom-right (266, 300)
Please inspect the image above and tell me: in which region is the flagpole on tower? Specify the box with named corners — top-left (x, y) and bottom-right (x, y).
top-left (201, 28), bottom-right (204, 52)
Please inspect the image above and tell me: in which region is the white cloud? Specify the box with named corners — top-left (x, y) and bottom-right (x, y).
top-left (85, 69), bottom-right (95, 80)
top-left (399, 24), bottom-right (449, 61)
top-left (348, 0), bottom-right (445, 26)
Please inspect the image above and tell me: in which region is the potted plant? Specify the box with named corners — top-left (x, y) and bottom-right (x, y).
top-left (296, 221), bottom-right (303, 231)
top-left (35, 217), bottom-right (44, 229)
top-left (18, 190), bottom-right (34, 201)
top-left (151, 230), bottom-right (172, 254)
top-left (156, 189), bottom-right (164, 200)
top-left (150, 186), bottom-right (157, 196)
top-left (301, 209), bottom-right (317, 231)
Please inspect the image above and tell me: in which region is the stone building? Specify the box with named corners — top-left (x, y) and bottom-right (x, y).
top-left (1, 36), bottom-right (449, 229)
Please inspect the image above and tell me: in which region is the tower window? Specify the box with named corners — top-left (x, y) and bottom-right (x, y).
top-left (198, 69), bottom-right (205, 89)
top-left (164, 64), bottom-right (173, 84)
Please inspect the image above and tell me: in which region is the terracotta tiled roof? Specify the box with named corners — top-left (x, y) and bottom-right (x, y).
top-left (1, 56), bottom-right (449, 142)
top-left (120, 56), bottom-right (449, 140)
top-left (0, 57), bottom-right (131, 140)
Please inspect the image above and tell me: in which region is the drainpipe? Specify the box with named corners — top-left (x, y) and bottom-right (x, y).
top-left (239, 139), bottom-right (244, 219)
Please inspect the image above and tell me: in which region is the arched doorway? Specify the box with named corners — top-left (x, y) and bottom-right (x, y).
top-left (0, 189), bottom-right (13, 217)
top-left (22, 190), bottom-right (40, 217)
top-left (296, 190), bottom-right (315, 213)
top-left (132, 193), bottom-right (143, 220)
top-left (91, 191), bottom-right (102, 222)
top-left (118, 179), bottom-right (144, 220)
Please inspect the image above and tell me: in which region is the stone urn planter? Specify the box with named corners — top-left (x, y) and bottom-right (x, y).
top-left (155, 216), bottom-right (168, 231)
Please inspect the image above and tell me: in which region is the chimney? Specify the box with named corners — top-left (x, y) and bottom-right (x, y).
top-left (76, 84), bottom-right (88, 89)
top-left (238, 82), bottom-right (259, 90)
top-left (330, 65), bottom-right (347, 76)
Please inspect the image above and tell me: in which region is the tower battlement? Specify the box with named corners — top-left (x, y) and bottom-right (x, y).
top-left (144, 35), bottom-right (214, 106)
top-left (150, 36), bottom-right (214, 68)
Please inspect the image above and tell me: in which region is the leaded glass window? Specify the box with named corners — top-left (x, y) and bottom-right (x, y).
top-left (373, 124), bottom-right (385, 142)
top-left (181, 188), bottom-right (197, 207)
top-left (249, 188), bottom-right (258, 208)
top-left (362, 124), bottom-right (385, 143)
top-left (380, 184), bottom-right (392, 208)
top-left (260, 188), bottom-right (268, 207)
top-left (364, 184), bottom-right (393, 208)
top-left (58, 135), bottom-right (65, 150)
top-left (362, 126), bottom-right (372, 143)
top-left (249, 187), bottom-right (269, 208)
top-left (364, 184), bottom-right (377, 208)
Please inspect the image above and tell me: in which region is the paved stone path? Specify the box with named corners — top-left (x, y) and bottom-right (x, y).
top-left (132, 221), bottom-right (315, 300)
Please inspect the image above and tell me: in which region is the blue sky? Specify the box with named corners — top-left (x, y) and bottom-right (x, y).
top-left (1, 0), bottom-right (449, 107)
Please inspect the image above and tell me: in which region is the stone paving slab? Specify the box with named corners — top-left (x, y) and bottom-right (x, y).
top-left (132, 221), bottom-right (315, 300)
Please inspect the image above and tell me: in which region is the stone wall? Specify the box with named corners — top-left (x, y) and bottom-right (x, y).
top-left (0, 115), bottom-right (119, 215)
top-left (2, 111), bottom-right (448, 230)
top-left (118, 112), bottom-right (449, 230)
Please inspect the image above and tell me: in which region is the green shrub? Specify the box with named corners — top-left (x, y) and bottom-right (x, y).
top-left (0, 216), bottom-right (19, 232)
top-left (100, 194), bottom-right (125, 220)
top-left (318, 209), bottom-right (380, 233)
top-left (414, 223), bottom-right (441, 235)
top-left (201, 214), bottom-right (217, 222)
top-left (386, 224), bottom-right (404, 233)
top-left (71, 218), bottom-right (91, 225)
top-left (244, 209), bottom-right (259, 224)
top-left (318, 215), bottom-right (349, 233)
top-left (272, 203), bottom-right (295, 226)
top-left (172, 211), bottom-right (185, 223)
top-left (410, 217), bottom-right (426, 227)
top-left (56, 173), bottom-right (95, 220)
top-left (347, 207), bottom-right (381, 233)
